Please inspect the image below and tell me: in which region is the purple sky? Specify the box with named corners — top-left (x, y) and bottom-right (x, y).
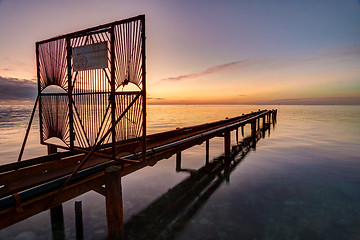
top-left (0, 0), bottom-right (359, 104)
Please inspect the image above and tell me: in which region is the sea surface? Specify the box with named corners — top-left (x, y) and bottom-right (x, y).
top-left (0, 105), bottom-right (359, 240)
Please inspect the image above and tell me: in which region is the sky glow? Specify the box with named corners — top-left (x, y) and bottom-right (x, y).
top-left (0, 0), bottom-right (359, 104)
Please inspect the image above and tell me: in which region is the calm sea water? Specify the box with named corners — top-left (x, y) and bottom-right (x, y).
top-left (0, 105), bottom-right (359, 239)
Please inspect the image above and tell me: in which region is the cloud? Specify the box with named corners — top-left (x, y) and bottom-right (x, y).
top-left (162, 46), bottom-right (360, 82)
top-left (162, 60), bottom-right (256, 81)
top-left (0, 76), bottom-right (37, 101)
top-left (237, 94), bottom-right (247, 97)
top-left (147, 97), bottom-right (165, 100)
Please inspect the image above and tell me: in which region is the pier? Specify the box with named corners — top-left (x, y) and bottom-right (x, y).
top-left (0, 109), bottom-right (276, 238)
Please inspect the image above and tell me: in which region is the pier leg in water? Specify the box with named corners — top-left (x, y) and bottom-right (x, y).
top-left (75, 201), bottom-right (84, 240)
top-left (176, 151), bottom-right (182, 171)
top-left (224, 129), bottom-right (231, 162)
top-left (105, 166), bottom-right (124, 240)
top-left (48, 145), bottom-right (65, 240)
top-left (205, 140), bottom-right (209, 165)
top-left (262, 116), bottom-right (266, 138)
top-left (236, 128), bottom-right (239, 144)
top-left (241, 125), bottom-right (244, 137)
top-left (251, 120), bottom-right (256, 136)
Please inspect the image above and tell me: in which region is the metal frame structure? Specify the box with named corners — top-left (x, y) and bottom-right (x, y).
top-left (34, 15), bottom-right (146, 162)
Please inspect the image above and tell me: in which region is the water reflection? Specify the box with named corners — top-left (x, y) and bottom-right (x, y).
top-left (124, 127), bottom-right (268, 240)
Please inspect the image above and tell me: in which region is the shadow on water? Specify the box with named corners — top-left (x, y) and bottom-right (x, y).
top-left (123, 125), bottom-right (271, 240)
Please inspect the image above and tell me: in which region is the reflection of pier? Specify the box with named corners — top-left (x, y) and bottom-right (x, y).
top-left (125, 127), bottom-right (268, 240)
top-left (0, 109), bottom-right (276, 238)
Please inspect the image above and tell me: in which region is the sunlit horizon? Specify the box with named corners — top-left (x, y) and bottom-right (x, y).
top-left (0, 0), bottom-right (359, 105)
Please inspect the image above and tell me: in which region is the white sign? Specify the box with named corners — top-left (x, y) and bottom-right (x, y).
top-left (73, 42), bottom-right (108, 71)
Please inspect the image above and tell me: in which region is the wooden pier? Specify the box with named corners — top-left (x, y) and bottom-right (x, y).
top-left (0, 109), bottom-right (277, 238)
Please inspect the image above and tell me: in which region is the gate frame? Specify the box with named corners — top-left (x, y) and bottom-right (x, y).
top-left (35, 15), bottom-right (147, 162)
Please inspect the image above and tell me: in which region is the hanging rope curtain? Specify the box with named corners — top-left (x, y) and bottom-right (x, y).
top-left (114, 19), bottom-right (143, 88)
top-left (41, 95), bottom-right (70, 145)
top-left (38, 39), bottom-right (68, 91)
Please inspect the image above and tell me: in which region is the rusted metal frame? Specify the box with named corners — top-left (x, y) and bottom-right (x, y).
top-left (18, 96), bottom-right (39, 162)
top-left (36, 15), bottom-right (143, 45)
top-left (141, 15), bottom-right (147, 162)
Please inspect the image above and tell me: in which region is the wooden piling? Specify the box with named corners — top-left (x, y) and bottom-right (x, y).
top-left (105, 166), bottom-right (124, 240)
top-left (205, 140), bottom-right (209, 165)
top-left (251, 120), bottom-right (256, 136)
top-left (50, 205), bottom-right (65, 240)
top-left (262, 116), bottom-right (266, 128)
top-left (241, 125), bottom-right (244, 137)
top-left (48, 146), bottom-right (65, 240)
top-left (75, 201), bottom-right (84, 240)
top-left (236, 128), bottom-right (239, 143)
top-left (224, 129), bottom-right (231, 161)
top-left (176, 152), bottom-right (182, 171)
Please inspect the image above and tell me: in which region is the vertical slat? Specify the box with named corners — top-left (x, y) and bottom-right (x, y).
top-left (67, 37), bottom-right (74, 149)
top-left (141, 15), bottom-right (147, 162)
top-left (110, 26), bottom-right (116, 160)
top-left (36, 43), bottom-right (44, 145)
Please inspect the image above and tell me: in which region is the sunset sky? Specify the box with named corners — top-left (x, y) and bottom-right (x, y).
top-left (0, 0), bottom-right (359, 104)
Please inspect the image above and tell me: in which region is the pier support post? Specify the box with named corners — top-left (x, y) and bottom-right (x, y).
top-left (105, 166), bottom-right (124, 240)
top-left (224, 129), bottom-right (231, 162)
top-left (272, 110), bottom-right (276, 126)
top-left (241, 125), bottom-right (244, 137)
top-left (50, 205), bottom-right (65, 240)
top-left (48, 146), bottom-right (65, 240)
top-left (205, 140), bottom-right (209, 165)
top-left (236, 128), bottom-right (239, 144)
top-left (261, 116), bottom-right (266, 138)
top-left (251, 120), bottom-right (256, 136)
top-left (75, 201), bottom-right (84, 240)
top-left (262, 116), bottom-right (266, 128)
top-left (176, 152), bottom-right (182, 171)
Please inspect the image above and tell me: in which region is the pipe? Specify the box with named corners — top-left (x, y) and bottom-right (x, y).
top-left (0, 110), bottom-right (274, 210)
